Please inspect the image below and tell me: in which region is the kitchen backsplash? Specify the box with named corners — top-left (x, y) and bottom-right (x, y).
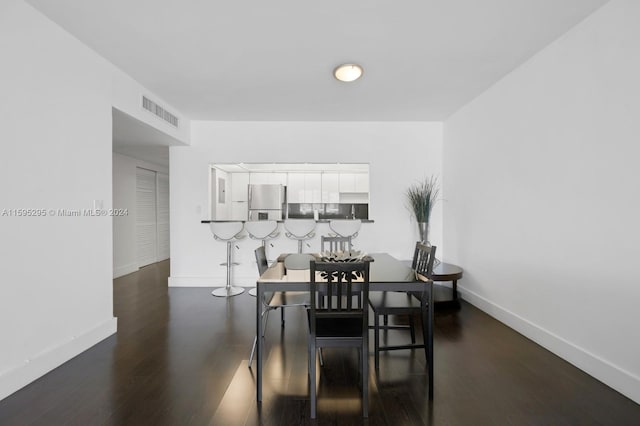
top-left (287, 203), bottom-right (368, 220)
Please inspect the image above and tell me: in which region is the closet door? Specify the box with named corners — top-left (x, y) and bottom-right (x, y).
top-left (156, 173), bottom-right (170, 261)
top-left (136, 167), bottom-right (157, 267)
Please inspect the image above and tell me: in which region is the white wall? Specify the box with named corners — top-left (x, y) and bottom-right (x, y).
top-left (443, 0), bottom-right (640, 403)
top-left (112, 153), bottom-right (137, 277)
top-left (170, 121), bottom-right (442, 286)
top-left (0, 0), bottom-right (188, 400)
top-left (0, 0), bottom-right (116, 400)
top-left (112, 153), bottom-right (170, 278)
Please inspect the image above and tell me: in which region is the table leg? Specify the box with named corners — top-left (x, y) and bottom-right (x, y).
top-left (257, 282), bottom-right (263, 402)
top-left (452, 279), bottom-right (458, 301)
top-left (421, 280), bottom-right (434, 400)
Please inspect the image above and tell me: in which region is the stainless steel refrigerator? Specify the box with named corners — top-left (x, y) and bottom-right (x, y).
top-left (248, 184), bottom-right (286, 220)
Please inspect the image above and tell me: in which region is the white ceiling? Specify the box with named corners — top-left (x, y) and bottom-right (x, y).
top-left (27, 0), bottom-right (608, 122)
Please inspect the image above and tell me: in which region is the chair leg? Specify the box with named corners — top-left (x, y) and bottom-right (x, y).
top-left (423, 310), bottom-right (430, 370)
top-left (374, 313), bottom-right (380, 372)
top-left (248, 336), bottom-right (258, 366)
top-left (409, 315), bottom-right (416, 344)
top-left (281, 307), bottom-right (285, 327)
top-left (383, 314), bottom-right (388, 326)
top-left (319, 348), bottom-right (324, 367)
top-left (248, 307), bottom-right (272, 366)
top-left (310, 341), bottom-right (317, 419)
top-left (362, 340), bottom-right (369, 418)
top-left (262, 309), bottom-right (270, 337)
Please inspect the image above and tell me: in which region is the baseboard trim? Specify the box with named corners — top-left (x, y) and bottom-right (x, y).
top-left (113, 262), bottom-right (138, 278)
top-left (0, 317), bottom-right (117, 401)
top-left (168, 276), bottom-right (257, 287)
top-left (459, 286), bottom-right (640, 404)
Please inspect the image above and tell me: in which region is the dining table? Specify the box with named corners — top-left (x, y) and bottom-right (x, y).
top-left (255, 252), bottom-right (434, 402)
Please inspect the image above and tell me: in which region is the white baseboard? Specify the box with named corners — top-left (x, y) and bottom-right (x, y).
top-left (113, 262), bottom-right (138, 278)
top-left (459, 286), bottom-right (640, 404)
top-left (0, 317), bottom-right (117, 401)
top-left (168, 275), bottom-right (257, 287)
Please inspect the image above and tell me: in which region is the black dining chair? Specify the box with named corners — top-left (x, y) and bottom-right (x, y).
top-left (308, 259), bottom-right (371, 419)
top-left (320, 235), bottom-right (351, 252)
top-left (318, 237), bottom-right (362, 310)
top-left (248, 246), bottom-right (309, 366)
top-left (368, 242), bottom-right (436, 371)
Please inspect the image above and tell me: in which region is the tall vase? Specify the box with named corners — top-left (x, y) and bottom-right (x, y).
top-left (417, 221), bottom-right (430, 245)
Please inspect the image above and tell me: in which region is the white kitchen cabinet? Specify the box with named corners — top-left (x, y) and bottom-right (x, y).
top-left (305, 173), bottom-right (322, 203)
top-left (355, 173), bottom-right (369, 192)
top-left (230, 172), bottom-right (250, 201)
top-left (339, 173), bottom-right (356, 192)
top-left (250, 172), bottom-right (288, 185)
top-left (321, 173), bottom-right (340, 203)
top-left (288, 173), bottom-right (322, 203)
top-left (339, 173), bottom-right (369, 193)
top-left (249, 173), bottom-right (270, 184)
top-left (270, 173), bottom-right (288, 185)
top-left (287, 173), bottom-right (306, 203)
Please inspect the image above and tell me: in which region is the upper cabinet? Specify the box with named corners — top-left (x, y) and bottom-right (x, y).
top-left (321, 173), bottom-right (340, 203)
top-left (288, 173), bottom-right (321, 203)
top-left (305, 173), bottom-right (321, 203)
top-left (211, 164), bottom-right (370, 211)
top-left (249, 172), bottom-right (287, 185)
top-left (355, 173), bottom-right (369, 193)
top-left (339, 173), bottom-right (369, 193)
top-left (287, 173), bottom-right (306, 203)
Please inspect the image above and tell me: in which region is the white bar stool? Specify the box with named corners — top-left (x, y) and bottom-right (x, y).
top-left (328, 219), bottom-right (362, 249)
top-left (284, 219), bottom-right (316, 253)
top-left (244, 220), bottom-right (280, 297)
top-left (210, 221), bottom-right (245, 297)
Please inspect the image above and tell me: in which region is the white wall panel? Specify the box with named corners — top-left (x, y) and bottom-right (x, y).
top-left (0, 0), bottom-right (116, 400)
top-left (444, 0), bottom-right (640, 404)
top-left (157, 172), bottom-right (170, 261)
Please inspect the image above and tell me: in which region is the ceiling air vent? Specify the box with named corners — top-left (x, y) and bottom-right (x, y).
top-left (142, 96), bottom-right (179, 128)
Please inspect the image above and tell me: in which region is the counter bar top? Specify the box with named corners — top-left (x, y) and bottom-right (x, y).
top-left (201, 219), bottom-right (374, 223)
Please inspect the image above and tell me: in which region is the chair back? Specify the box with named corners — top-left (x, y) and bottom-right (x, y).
top-left (245, 220), bottom-right (279, 240)
top-left (254, 246), bottom-right (269, 276)
top-left (321, 235), bottom-right (351, 252)
top-left (284, 219), bottom-right (316, 239)
top-left (210, 221), bottom-right (244, 241)
top-left (329, 219), bottom-right (361, 238)
top-left (309, 260), bottom-right (370, 333)
top-left (284, 253), bottom-right (315, 271)
top-left (411, 242), bottom-right (437, 278)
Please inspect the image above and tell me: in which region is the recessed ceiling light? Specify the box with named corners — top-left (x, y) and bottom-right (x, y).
top-left (334, 64), bottom-right (363, 82)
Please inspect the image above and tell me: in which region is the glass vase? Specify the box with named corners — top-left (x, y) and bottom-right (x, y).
top-left (418, 221), bottom-right (430, 246)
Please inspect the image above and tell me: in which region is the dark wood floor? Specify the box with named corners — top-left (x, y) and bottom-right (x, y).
top-left (1, 260), bottom-right (638, 425)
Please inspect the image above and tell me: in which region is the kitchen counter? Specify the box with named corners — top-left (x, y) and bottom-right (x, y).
top-left (201, 219), bottom-right (374, 223)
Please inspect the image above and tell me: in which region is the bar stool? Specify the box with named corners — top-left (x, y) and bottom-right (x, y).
top-left (284, 219), bottom-right (316, 253)
top-left (328, 219), bottom-right (362, 249)
top-left (244, 220), bottom-right (280, 297)
top-left (209, 221), bottom-right (245, 297)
